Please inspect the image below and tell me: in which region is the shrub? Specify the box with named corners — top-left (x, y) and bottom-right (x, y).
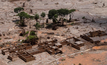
top-left (26, 34), bottom-right (38, 41)
top-left (26, 34), bottom-right (38, 45)
top-left (35, 14), bottom-right (39, 21)
top-left (30, 31), bottom-right (35, 35)
top-left (82, 16), bottom-right (86, 19)
top-left (27, 35), bottom-right (36, 40)
top-left (41, 12), bottom-right (46, 18)
top-left (34, 22), bottom-right (41, 29)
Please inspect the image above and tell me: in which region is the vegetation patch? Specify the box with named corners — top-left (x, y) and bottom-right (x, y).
top-left (34, 23), bottom-right (41, 30)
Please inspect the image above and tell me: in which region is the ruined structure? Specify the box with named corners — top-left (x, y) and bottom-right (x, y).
top-left (18, 51), bottom-right (35, 62)
top-left (61, 37), bottom-right (85, 50)
top-left (80, 30), bottom-right (107, 44)
top-left (2, 43), bottom-right (34, 62)
top-left (2, 30), bottom-right (107, 62)
top-left (38, 39), bottom-right (63, 54)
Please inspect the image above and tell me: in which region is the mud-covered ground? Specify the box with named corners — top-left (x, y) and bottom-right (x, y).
top-left (0, 0), bottom-right (107, 65)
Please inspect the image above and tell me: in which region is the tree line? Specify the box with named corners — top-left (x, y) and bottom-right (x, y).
top-left (14, 7), bottom-right (76, 27)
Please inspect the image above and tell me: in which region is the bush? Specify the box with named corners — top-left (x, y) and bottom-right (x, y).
top-left (30, 31), bottom-right (35, 35)
top-left (41, 12), bottom-right (46, 18)
top-left (34, 23), bottom-right (41, 29)
top-left (27, 34), bottom-right (38, 40)
top-left (35, 14), bottom-right (39, 21)
top-left (26, 34), bottom-right (38, 45)
top-left (27, 35), bottom-right (35, 40)
top-left (82, 16), bottom-right (86, 19)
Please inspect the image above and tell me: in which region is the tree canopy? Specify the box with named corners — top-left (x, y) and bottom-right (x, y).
top-left (30, 31), bottom-right (36, 35)
top-left (17, 12), bottom-right (31, 19)
top-left (26, 34), bottom-right (38, 45)
top-left (35, 14), bottom-right (39, 21)
top-left (57, 8), bottom-right (70, 16)
top-left (69, 9), bottom-right (76, 13)
top-left (34, 22), bottom-right (41, 29)
top-left (41, 12), bottom-right (46, 18)
top-left (48, 9), bottom-right (58, 19)
top-left (17, 12), bottom-right (33, 26)
top-left (14, 7), bottom-right (24, 13)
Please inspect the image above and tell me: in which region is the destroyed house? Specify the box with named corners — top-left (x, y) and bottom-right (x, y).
top-left (80, 30), bottom-right (107, 44)
top-left (64, 37), bottom-right (85, 50)
top-left (18, 51), bottom-right (35, 62)
top-left (38, 40), bottom-right (63, 54)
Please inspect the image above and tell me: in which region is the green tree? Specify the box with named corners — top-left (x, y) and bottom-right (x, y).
top-left (41, 12), bottom-right (46, 27)
top-left (48, 9), bottom-right (58, 23)
top-left (30, 31), bottom-right (35, 35)
top-left (14, 7), bottom-right (24, 13)
top-left (57, 9), bottom-right (69, 25)
top-left (57, 8), bottom-right (69, 16)
top-left (35, 14), bottom-right (39, 22)
top-left (69, 9), bottom-right (76, 13)
top-left (41, 12), bottom-right (46, 18)
top-left (52, 14), bottom-right (58, 24)
top-left (34, 22), bottom-right (41, 30)
top-left (17, 12), bottom-right (31, 26)
top-left (26, 35), bottom-right (38, 45)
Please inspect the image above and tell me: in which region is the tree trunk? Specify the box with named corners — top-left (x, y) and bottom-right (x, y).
top-left (52, 18), bottom-right (57, 24)
top-left (20, 17), bottom-right (25, 26)
top-left (46, 18), bottom-right (48, 23)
